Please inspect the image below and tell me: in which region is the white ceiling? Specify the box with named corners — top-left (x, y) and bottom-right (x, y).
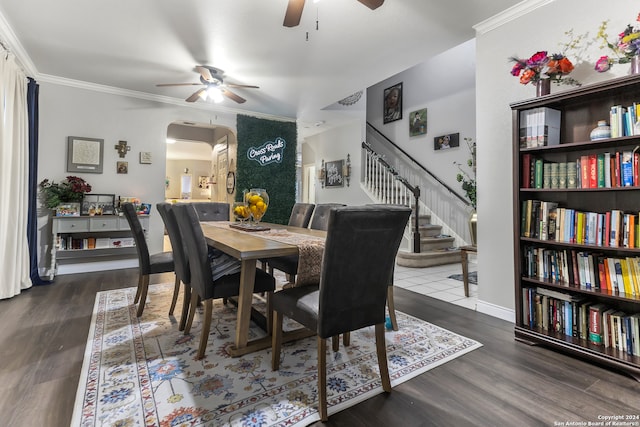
top-left (0, 0), bottom-right (521, 136)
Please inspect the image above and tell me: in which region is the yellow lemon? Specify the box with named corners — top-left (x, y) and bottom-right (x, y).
top-left (250, 205), bottom-right (258, 215)
top-left (249, 195), bottom-right (262, 205)
top-left (256, 201), bottom-right (266, 211)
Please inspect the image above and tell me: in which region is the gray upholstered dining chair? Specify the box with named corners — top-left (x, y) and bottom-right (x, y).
top-left (287, 202), bottom-right (315, 228)
top-left (308, 203), bottom-right (346, 231)
top-left (271, 205), bottom-right (411, 421)
top-left (173, 203), bottom-right (276, 359)
top-left (122, 203), bottom-right (176, 317)
top-left (192, 202), bottom-right (230, 221)
top-left (156, 203), bottom-right (191, 330)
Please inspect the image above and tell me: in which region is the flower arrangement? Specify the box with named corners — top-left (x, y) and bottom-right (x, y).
top-left (509, 51), bottom-right (579, 86)
top-left (594, 13), bottom-right (640, 72)
top-left (39, 176), bottom-right (92, 209)
top-left (454, 137), bottom-right (476, 210)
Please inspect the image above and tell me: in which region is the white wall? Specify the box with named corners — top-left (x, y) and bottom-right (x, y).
top-left (37, 82), bottom-right (237, 274)
top-left (303, 120), bottom-right (373, 205)
top-left (475, 0), bottom-right (636, 319)
top-left (366, 39), bottom-right (477, 196)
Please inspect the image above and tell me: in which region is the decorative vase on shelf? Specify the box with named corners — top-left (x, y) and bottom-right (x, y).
top-left (468, 211), bottom-right (477, 246)
top-left (245, 188), bottom-right (269, 224)
top-left (631, 55), bottom-right (640, 75)
top-left (535, 79), bottom-right (551, 97)
top-left (590, 120), bottom-right (611, 141)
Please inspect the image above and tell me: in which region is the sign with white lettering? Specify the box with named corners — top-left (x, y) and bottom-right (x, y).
top-left (246, 137), bottom-right (286, 166)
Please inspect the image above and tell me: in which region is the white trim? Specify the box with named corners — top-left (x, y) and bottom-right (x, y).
top-left (473, 0), bottom-right (556, 35)
top-left (476, 299), bottom-right (515, 323)
top-left (37, 73), bottom-right (295, 122)
top-left (0, 9), bottom-right (37, 76)
top-left (56, 259), bottom-right (139, 275)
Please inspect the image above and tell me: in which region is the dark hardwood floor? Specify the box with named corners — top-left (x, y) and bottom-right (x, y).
top-left (1, 269), bottom-right (638, 426)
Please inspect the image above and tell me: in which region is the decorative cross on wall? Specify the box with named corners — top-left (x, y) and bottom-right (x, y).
top-left (115, 140), bottom-right (131, 158)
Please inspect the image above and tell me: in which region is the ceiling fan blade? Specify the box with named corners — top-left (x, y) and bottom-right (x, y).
top-left (225, 83), bottom-right (260, 89)
top-left (156, 83), bottom-right (202, 87)
top-left (186, 88), bottom-right (206, 102)
top-left (196, 66), bottom-right (215, 83)
top-left (283, 0), bottom-right (305, 27)
top-left (357, 0), bottom-right (384, 9)
top-left (221, 88), bottom-right (246, 104)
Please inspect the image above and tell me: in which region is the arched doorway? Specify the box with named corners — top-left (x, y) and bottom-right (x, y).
top-left (165, 121), bottom-right (237, 204)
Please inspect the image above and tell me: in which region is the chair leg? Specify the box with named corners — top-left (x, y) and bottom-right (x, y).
top-left (387, 285), bottom-right (399, 331)
top-left (136, 274), bottom-right (150, 317)
top-left (196, 299), bottom-right (213, 360)
top-left (318, 336), bottom-right (328, 422)
top-left (343, 332), bottom-right (350, 347)
top-left (271, 310), bottom-right (283, 370)
top-left (178, 284), bottom-right (191, 331)
top-left (332, 335), bottom-right (340, 352)
top-left (375, 323), bottom-right (392, 393)
top-left (184, 292), bottom-right (199, 335)
top-left (266, 291), bottom-right (273, 335)
top-left (134, 273), bottom-right (143, 303)
top-left (168, 276), bottom-right (180, 316)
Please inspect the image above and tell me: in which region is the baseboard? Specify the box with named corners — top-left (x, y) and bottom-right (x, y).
top-left (55, 259), bottom-right (138, 276)
top-left (476, 299), bottom-right (515, 323)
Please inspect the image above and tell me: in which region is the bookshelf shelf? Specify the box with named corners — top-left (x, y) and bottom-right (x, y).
top-left (512, 74), bottom-right (640, 380)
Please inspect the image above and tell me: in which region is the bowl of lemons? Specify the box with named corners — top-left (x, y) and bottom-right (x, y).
top-left (232, 202), bottom-right (250, 223)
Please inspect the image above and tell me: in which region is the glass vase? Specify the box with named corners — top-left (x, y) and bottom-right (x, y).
top-left (535, 79), bottom-right (550, 97)
top-left (245, 188), bottom-right (269, 224)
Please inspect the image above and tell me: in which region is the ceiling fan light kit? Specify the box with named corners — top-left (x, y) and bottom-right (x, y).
top-left (156, 65), bottom-right (258, 104)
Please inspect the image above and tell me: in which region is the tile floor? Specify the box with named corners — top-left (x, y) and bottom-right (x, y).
top-left (393, 258), bottom-right (478, 311)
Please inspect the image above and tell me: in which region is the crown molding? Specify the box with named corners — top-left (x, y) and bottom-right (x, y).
top-left (473, 0), bottom-right (555, 35)
top-left (37, 73), bottom-right (294, 122)
top-left (0, 8), bottom-right (37, 76)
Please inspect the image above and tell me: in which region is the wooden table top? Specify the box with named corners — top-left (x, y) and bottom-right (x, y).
top-left (200, 222), bottom-right (326, 260)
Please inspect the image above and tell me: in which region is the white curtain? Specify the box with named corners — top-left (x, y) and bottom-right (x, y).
top-left (0, 49), bottom-right (31, 299)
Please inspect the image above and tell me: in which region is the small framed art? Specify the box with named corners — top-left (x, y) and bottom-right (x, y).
top-left (409, 108), bottom-right (427, 136)
top-left (434, 133), bottom-right (460, 150)
top-left (383, 82), bottom-right (402, 124)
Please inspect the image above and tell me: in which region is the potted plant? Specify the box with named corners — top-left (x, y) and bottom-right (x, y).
top-left (39, 176), bottom-right (92, 216)
top-left (454, 138), bottom-right (477, 245)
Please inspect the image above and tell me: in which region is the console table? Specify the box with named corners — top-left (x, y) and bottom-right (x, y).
top-left (49, 215), bottom-right (149, 279)
top-left (460, 245), bottom-right (477, 297)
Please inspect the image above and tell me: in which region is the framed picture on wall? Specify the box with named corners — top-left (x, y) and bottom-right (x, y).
top-left (324, 159), bottom-right (345, 188)
top-left (434, 132), bottom-right (460, 150)
top-left (67, 136), bottom-right (104, 173)
top-left (409, 108), bottom-right (427, 136)
top-left (383, 82), bottom-right (402, 124)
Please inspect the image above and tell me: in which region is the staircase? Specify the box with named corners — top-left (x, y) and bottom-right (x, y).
top-left (361, 138), bottom-right (467, 268)
top-left (396, 213), bottom-right (460, 268)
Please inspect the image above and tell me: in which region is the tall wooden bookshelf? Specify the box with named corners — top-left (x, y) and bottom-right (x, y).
top-left (511, 74), bottom-right (640, 380)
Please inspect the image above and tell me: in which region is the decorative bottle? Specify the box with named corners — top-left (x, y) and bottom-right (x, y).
top-left (589, 120), bottom-right (611, 141)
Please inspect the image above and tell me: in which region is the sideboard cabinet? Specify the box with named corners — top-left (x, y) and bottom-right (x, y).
top-left (49, 215), bottom-right (149, 278)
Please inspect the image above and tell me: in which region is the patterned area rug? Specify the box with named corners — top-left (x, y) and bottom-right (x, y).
top-left (71, 283), bottom-right (482, 427)
top-left (448, 271), bottom-right (478, 285)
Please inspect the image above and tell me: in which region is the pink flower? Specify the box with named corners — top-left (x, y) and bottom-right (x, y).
top-left (595, 56), bottom-right (611, 72)
top-left (528, 51), bottom-right (548, 66)
top-left (510, 62), bottom-right (524, 76)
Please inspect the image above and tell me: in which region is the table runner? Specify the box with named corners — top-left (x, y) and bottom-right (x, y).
top-left (204, 221), bottom-right (325, 286)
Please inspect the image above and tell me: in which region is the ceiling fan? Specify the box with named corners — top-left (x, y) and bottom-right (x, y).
top-left (156, 66), bottom-right (259, 104)
top-left (283, 0), bottom-right (384, 27)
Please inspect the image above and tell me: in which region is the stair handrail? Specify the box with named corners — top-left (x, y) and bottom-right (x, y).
top-left (366, 122), bottom-right (470, 206)
top-left (362, 141), bottom-right (422, 253)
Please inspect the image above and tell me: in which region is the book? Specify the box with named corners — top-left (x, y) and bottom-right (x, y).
top-left (522, 153), bottom-right (532, 188)
top-left (588, 303), bottom-right (607, 345)
top-left (550, 162), bottom-right (559, 189)
top-left (567, 161), bottom-right (578, 188)
top-left (534, 158), bottom-right (544, 189)
top-left (604, 152), bottom-right (612, 187)
top-left (597, 153), bottom-right (605, 187)
top-left (622, 150), bottom-right (634, 187)
top-left (558, 161), bottom-right (567, 189)
top-left (580, 155), bottom-right (590, 189)
top-left (539, 107), bottom-right (561, 146)
top-left (588, 154), bottom-right (598, 188)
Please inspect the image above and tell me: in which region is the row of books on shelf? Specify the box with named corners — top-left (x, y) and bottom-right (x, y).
top-left (522, 200), bottom-right (640, 248)
top-left (522, 149), bottom-right (640, 190)
top-left (523, 245), bottom-right (640, 296)
top-left (522, 287), bottom-right (640, 355)
top-left (609, 103), bottom-right (640, 138)
top-left (56, 236), bottom-right (135, 250)
top-left (518, 107), bottom-right (561, 148)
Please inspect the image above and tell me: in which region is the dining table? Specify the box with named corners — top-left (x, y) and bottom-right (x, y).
top-left (199, 221), bottom-right (326, 357)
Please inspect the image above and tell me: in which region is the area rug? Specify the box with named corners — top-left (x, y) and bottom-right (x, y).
top-left (71, 283), bottom-right (482, 427)
top-left (448, 271), bottom-right (477, 285)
